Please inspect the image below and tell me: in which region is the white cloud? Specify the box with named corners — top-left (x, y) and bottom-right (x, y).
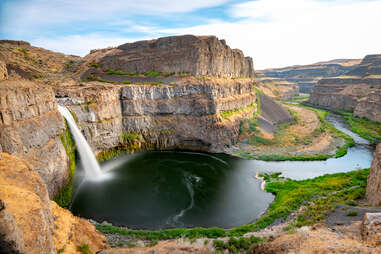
top-left (159, 0), bottom-right (381, 69)
top-left (17, 0), bottom-right (381, 69)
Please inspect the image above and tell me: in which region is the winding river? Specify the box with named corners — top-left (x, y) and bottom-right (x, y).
top-left (70, 113), bottom-right (373, 229)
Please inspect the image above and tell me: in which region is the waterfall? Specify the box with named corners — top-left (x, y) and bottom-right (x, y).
top-left (58, 105), bottom-right (103, 179)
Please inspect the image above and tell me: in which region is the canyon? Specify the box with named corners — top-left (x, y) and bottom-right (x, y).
top-left (0, 36), bottom-right (380, 254)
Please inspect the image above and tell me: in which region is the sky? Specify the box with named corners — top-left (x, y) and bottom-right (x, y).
top-left (1, 0), bottom-right (380, 69)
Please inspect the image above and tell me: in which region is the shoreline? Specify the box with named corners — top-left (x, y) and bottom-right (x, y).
top-left (254, 171), bottom-right (266, 191)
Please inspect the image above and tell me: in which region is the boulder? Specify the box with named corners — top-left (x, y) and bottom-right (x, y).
top-left (361, 213), bottom-right (381, 246)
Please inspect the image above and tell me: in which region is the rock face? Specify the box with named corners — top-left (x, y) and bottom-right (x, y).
top-left (0, 152), bottom-right (107, 254)
top-left (0, 80), bottom-right (69, 198)
top-left (309, 77), bottom-right (381, 123)
top-left (262, 59), bottom-right (361, 93)
top-left (347, 54), bottom-right (381, 76)
top-left (83, 35), bottom-right (254, 78)
top-left (0, 61), bottom-right (7, 81)
top-left (366, 144), bottom-right (381, 206)
top-left (56, 77), bottom-right (256, 154)
top-left (361, 213), bottom-right (381, 246)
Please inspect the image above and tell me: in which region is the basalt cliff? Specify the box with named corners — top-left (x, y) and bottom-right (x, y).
top-left (309, 54), bottom-right (381, 123)
top-left (0, 36), bottom-right (264, 253)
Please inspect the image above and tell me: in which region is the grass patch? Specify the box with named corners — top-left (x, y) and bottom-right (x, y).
top-left (89, 62), bottom-right (98, 68)
top-left (346, 211), bottom-right (358, 216)
top-left (343, 115), bottom-right (381, 142)
top-left (85, 75), bottom-right (109, 83)
top-left (213, 236), bottom-right (264, 253)
top-left (77, 244), bottom-right (92, 254)
top-left (96, 169), bottom-right (369, 242)
top-left (66, 60), bottom-right (74, 69)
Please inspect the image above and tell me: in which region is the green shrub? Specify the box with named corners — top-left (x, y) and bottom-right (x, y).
top-left (77, 244), bottom-right (92, 254)
top-left (346, 211), bottom-right (358, 216)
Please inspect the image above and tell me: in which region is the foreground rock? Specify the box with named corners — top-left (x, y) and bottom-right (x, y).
top-left (362, 213), bottom-right (381, 246)
top-left (252, 222), bottom-right (379, 254)
top-left (82, 35), bottom-right (254, 78)
top-left (366, 144), bottom-right (381, 206)
top-left (0, 152), bottom-right (107, 254)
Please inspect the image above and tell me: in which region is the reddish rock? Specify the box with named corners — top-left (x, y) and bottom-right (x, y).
top-left (366, 144), bottom-right (381, 206)
top-left (361, 213), bottom-right (381, 246)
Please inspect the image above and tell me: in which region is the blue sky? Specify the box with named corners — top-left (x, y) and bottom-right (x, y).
top-left (1, 0), bottom-right (381, 68)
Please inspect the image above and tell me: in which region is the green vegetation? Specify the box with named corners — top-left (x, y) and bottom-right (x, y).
top-left (343, 114), bottom-right (381, 142)
top-left (77, 244), bottom-right (92, 254)
top-left (291, 95), bottom-right (309, 102)
top-left (346, 211), bottom-right (358, 216)
top-left (121, 133), bottom-right (141, 142)
top-left (54, 121), bottom-right (76, 207)
top-left (89, 62), bottom-right (99, 68)
top-left (121, 80), bottom-right (131, 84)
top-left (85, 74), bottom-right (109, 83)
top-left (220, 103), bottom-right (255, 119)
top-left (213, 236), bottom-right (264, 253)
top-left (66, 60), bottom-right (74, 69)
top-left (18, 47), bottom-right (28, 54)
top-left (96, 169), bottom-right (369, 244)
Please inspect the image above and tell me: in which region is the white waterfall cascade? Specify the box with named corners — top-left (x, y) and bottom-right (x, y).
top-left (58, 105), bottom-right (103, 179)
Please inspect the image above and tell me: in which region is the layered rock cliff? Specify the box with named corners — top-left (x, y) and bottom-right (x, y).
top-left (56, 77), bottom-right (256, 154)
top-left (366, 144), bottom-right (381, 206)
top-left (255, 77), bottom-right (299, 100)
top-left (308, 55), bottom-right (381, 123)
top-left (80, 35), bottom-right (254, 78)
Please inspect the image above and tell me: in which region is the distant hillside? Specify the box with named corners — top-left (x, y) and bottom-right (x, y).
top-left (346, 54), bottom-right (381, 76)
top-left (260, 59), bottom-right (361, 93)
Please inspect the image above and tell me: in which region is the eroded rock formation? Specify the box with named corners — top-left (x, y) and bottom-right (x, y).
top-left (82, 35), bottom-right (254, 78)
top-left (366, 144), bottom-right (381, 206)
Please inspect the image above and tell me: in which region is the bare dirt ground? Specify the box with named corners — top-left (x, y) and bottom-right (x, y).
top-left (231, 104), bottom-right (340, 158)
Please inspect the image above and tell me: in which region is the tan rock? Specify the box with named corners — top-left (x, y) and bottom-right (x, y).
top-left (361, 213), bottom-right (381, 246)
top-left (52, 202), bottom-right (108, 254)
top-left (0, 199), bottom-right (24, 253)
top-left (366, 144), bottom-right (381, 206)
top-left (0, 61), bottom-right (7, 81)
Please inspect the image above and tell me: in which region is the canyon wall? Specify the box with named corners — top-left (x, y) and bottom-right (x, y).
top-left (366, 144), bottom-right (381, 206)
top-left (56, 77), bottom-right (256, 154)
top-left (308, 77), bottom-right (381, 123)
top-left (82, 35), bottom-right (254, 78)
top-left (0, 80), bottom-right (69, 198)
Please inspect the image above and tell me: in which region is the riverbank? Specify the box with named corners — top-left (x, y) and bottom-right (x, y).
top-left (229, 103), bottom-right (354, 161)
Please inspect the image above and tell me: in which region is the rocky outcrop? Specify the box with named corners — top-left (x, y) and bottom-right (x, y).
top-left (361, 213), bottom-right (381, 246)
top-left (261, 59), bottom-right (361, 93)
top-left (0, 152), bottom-right (107, 254)
top-left (308, 77), bottom-right (381, 123)
top-left (0, 61), bottom-right (7, 81)
top-left (56, 77), bottom-right (256, 154)
top-left (366, 144), bottom-right (381, 206)
top-left (0, 80), bottom-right (69, 198)
top-left (347, 54), bottom-right (381, 76)
top-left (82, 35), bottom-right (254, 78)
